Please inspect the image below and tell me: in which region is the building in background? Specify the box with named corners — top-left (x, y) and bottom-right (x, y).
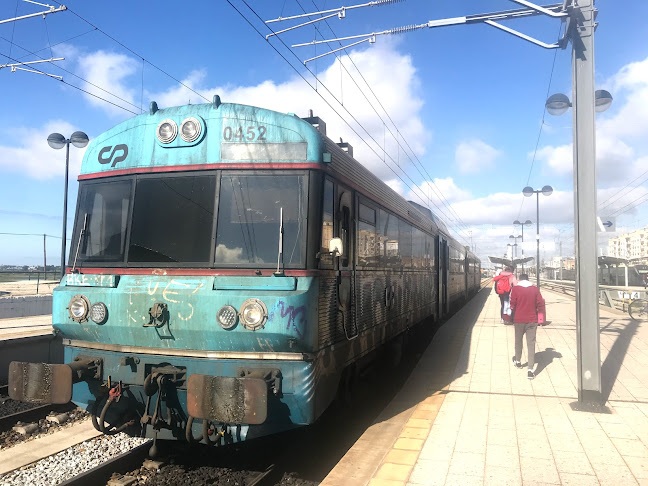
top-left (608, 226), bottom-right (648, 264)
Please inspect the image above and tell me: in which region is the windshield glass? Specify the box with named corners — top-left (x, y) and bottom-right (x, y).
top-left (73, 180), bottom-right (131, 262)
top-left (215, 174), bottom-right (306, 267)
top-left (129, 176), bottom-right (216, 263)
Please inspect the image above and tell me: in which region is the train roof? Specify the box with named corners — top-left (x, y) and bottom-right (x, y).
top-left (80, 96), bottom-right (325, 177)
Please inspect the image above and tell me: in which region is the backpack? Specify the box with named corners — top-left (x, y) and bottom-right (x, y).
top-left (496, 276), bottom-right (511, 294)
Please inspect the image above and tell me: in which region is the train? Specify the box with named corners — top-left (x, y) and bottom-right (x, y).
top-left (9, 96), bottom-right (480, 449)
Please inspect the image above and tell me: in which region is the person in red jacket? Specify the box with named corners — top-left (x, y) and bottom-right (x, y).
top-left (493, 267), bottom-right (517, 323)
top-left (510, 273), bottom-right (545, 380)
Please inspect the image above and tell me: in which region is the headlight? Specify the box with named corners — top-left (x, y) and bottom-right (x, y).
top-left (90, 302), bottom-right (108, 324)
top-left (216, 305), bottom-right (238, 330)
top-left (239, 299), bottom-right (268, 331)
top-left (180, 117), bottom-right (201, 143)
top-left (68, 295), bottom-right (90, 322)
top-left (157, 119), bottom-right (177, 143)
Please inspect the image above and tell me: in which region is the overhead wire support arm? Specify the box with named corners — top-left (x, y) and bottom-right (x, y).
top-left (0, 57), bottom-right (64, 69)
top-left (304, 36), bottom-right (375, 64)
top-left (0, 2), bottom-right (66, 25)
top-left (9, 66), bottom-right (62, 79)
top-left (265, 0), bottom-right (402, 24)
top-left (292, 3), bottom-right (566, 50)
top-left (267, 13), bottom-right (338, 39)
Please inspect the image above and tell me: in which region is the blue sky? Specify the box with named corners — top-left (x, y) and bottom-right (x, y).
top-left (1, 0), bottom-right (647, 267)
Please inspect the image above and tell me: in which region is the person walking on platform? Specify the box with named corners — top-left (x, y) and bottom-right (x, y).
top-left (493, 266), bottom-right (516, 323)
top-left (510, 273), bottom-right (545, 380)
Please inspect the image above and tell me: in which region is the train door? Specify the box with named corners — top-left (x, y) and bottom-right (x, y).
top-left (337, 183), bottom-right (357, 339)
top-left (438, 237), bottom-right (449, 317)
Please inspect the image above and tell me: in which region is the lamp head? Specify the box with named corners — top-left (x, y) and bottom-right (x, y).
top-left (47, 133), bottom-right (66, 150)
top-left (522, 186), bottom-right (534, 197)
top-left (545, 93), bottom-right (571, 116)
top-left (524, 219), bottom-right (532, 225)
top-left (542, 185), bottom-right (553, 196)
top-left (513, 220), bottom-right (521, 225)
top-left (595, 89), bottom-right (613, 113)
top-left (70, 131), bottom-right (89, 148)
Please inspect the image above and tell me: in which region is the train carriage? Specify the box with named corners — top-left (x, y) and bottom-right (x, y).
top-left (9, 96), bottom-right (480, 446)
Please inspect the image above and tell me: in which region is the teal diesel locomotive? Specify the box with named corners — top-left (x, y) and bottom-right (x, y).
top-left (9, 96), bottom-right (480, 447)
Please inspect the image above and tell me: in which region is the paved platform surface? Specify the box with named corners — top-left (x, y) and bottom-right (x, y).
top-left (322, 286), bottom-right (648, 486)
top-left (0, 315), bottom-right (53, 340)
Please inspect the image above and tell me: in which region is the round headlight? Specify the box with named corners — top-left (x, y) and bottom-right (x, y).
top-left (68, 295), bottom-right (90, 322)
top-left (239, 299), bottom-right (268, 331)
top-left (180, 117), bottom-right (201, 143)
top-left (216, 305), bottom-right (238, 330)
top-left (90, 302), bottom-right (108, 324)
top-left (157, 119), bottom-right (177, 143)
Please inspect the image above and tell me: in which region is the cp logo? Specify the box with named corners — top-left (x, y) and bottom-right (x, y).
top-left (98, 144), bottom-right (128, 167)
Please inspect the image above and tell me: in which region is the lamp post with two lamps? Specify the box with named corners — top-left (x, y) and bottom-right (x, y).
top-left (509, 235), bottom-right (522, 259)
top-left (47, 131), bottom-right (89, 280)
top-left (522, 185), bottom-right (553, 288)
top-left (513, 220), bottom-right (532, 271)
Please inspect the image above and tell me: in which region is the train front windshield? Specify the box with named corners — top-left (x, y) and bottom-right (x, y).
top-left (71, 172), bottom-right (307, 268)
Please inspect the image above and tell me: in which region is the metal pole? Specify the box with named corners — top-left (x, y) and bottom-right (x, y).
top-left (521, 225), bottom-right (525, 272)
top-left (572, 0), bottom-right (601, 405)
top-left (60, 141), bottom-right (69, 280)
top-left (43, 233), bottom-right (46, 279)
top-left (536, 191), bottom-right (541, 287)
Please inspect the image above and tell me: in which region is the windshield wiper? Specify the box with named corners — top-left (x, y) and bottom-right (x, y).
top-left (274, 207), bottom-right (284, 276)
top-left (71, 213), bottom-right (88, 273)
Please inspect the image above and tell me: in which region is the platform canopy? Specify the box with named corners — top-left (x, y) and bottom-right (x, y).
top-left (488, 256), bottom-right (535, 268)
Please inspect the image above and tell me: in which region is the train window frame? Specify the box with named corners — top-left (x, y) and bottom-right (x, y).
top-left (69, 176), bottom-right (134, 267)
top-left (319, 177), bottom-right (335, 269)
top-left (213, 169), bottom-right (310, 269)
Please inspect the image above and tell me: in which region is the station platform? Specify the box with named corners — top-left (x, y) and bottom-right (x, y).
top-left (322, 286), bottom-right (648, 486)
top-left (0, 315), bottom-right (53, 340)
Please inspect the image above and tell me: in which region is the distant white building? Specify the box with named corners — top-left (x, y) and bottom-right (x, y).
top-left (608, 226), bottom-right (648, 264)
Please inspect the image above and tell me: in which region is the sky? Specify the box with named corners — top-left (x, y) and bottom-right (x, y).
top-left (1, 0), bottom-right (648, 268)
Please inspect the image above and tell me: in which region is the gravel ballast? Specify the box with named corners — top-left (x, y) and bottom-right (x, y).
top-left (0, 433), bottom-right (151, 486)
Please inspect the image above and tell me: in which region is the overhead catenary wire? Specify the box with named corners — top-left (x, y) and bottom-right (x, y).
top-left (256, 0), bottom-right (473, 244)
top-left (298, 0), bottom-right (472, 238)
top-left (296, 0), bottom-right (469, 237)
top-left (229, 0), bottom-right (472, 247)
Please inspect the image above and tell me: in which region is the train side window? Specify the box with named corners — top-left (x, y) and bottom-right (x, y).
top-left (379, 209), bottom-right (399, 268)
top-left (412, 227), bottom-right (425, 268)
top-left (358, 202), bottom-right (377, 267)
top-left (320, 179), bottom-right (334, 267)
top-left (399, 218), bottom-right (412, 268)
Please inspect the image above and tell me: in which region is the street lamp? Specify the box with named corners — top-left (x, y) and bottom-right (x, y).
top-left (509, 235), bottom-right (522, 260)
top-left (506, 243), bottom-right (517, 261)
top-left (522, 185), bottom-right (553, 288)
top-left (513, 219), bottom-right (532, 271)
top-left (48, 131), bottom-right (89, 279)
top-left (546, 84), bottom-right (613, 406)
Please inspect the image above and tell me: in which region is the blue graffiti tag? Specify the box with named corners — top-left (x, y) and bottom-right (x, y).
top-left (271, 301), bottom-right (306, 339)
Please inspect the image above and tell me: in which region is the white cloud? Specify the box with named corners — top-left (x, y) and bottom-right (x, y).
top-left (77, 50), bottom-right (139, 116)
top-left (407, 177), bottom-right (472, 209)
top-left (455, 139), bottom-right (500, 174)
top-left (0, 121), bottom-right (86, 179)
